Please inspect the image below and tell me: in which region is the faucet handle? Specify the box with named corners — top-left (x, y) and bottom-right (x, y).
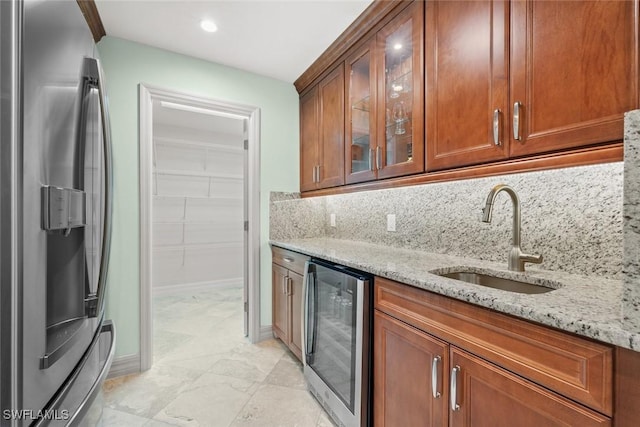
top-left (521, 253), bottom-right (543, 265)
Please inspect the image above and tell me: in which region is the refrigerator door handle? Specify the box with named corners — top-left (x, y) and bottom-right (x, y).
top-left (92, 57), bottom-right (114, 320)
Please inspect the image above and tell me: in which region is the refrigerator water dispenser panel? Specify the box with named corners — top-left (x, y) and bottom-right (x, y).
top-left (42, 186), bottom-right (86, 232)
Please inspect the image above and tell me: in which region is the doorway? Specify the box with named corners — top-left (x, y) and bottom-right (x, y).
top-left (139, 84), bottom-right (261, 371)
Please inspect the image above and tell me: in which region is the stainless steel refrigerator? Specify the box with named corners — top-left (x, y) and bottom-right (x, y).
top-left (1, 0), bottom-right (115, 425)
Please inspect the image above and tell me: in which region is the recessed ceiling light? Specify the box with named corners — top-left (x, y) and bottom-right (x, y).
top-left (393, 43), bottom-right (402, 50)
top-left (200, 20), bottom-right (218, 33)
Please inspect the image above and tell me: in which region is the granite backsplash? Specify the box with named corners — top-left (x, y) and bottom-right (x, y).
top-left (271, 160), bottom-right (624, 280)
top-left (624, 109), bottom-right (640, 330)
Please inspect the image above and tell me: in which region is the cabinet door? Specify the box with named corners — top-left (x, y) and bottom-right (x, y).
top-left (300, 87), bottom-right (319, 192)
top-left (373, 311), bottom-right (448, 427)
top-left (318, 64), bottom-right (345, 189)
top-left (509, 0), bottom-right (638, 157)
top-left (272, 263), bottom-right (289, 344)
top-left (345, 38), bottom-right (377, 184)
top-left (425, 0), bottom-right (509, 171)
top-left (377, 1), bottom-right (425, 179)
top-left (449, 347), bottom-right (611, 427)
top-left (288, 271), bottom-right (303, 361)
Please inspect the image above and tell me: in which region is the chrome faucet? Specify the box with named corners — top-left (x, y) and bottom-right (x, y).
top-left (481, 184), bottom-right (543, 272)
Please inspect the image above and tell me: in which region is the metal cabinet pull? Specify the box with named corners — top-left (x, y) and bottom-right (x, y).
top-left (513, 101), bottom-right (522, 141)
top-left (431, 356), bottom-right (441, 399)
top-left (283, 257), bottom-right (294, 263)
top-left (287, 277), bottom-right (292, 296)
top-left (316, 165), bottom-right (321, 183)
top-left (376, 146), bottom-right (382, 170)
top-left (312, 165), bottom-right (317, 183)
top-left (493, 109), bottom-right (502, 146)
top-left (369, 148), bottom-right (375, 171)
top-left (282, 276), bottom-right (288, 295)
top-left (450, 365), bottom-right (461, 411)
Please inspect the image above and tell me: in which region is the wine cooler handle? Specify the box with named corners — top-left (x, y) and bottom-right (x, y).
top-left (304, 262), bottom-right (317, 360)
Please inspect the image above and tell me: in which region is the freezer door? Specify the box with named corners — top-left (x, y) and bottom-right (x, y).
top-left (32, 321), bottom-right (116, 427)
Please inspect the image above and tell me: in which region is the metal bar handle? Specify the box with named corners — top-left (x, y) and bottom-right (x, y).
top-left (94, 57), bottom-right (114, 320)
top-left (304, 263), bottom-right (317, 359)
top-left (316, 165), bottom-right (321, 183)
top-left (493, 109), bottom-right (502, 146)
top-left (283, 257), bottom-right (294, 263)
top-left (513, 101), bottom-right (522, 141)
top-left (450, 365), bottom-right (461, 411)
top-left (431, 355), bottom-right (441, 399)
top-left (282, 275), bottom-right (287, 295)
top-left (369, 148), bottom-right (374, 171)
top-left (287, 277), bottom-right (292, 296)
top-left (312, 165), bottom-right (317, 183)
top-left (376, 146), bottom-right (382, 170)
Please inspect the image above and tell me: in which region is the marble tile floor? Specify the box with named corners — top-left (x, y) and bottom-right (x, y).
top-left (102, 286), bottom-right (334, 427)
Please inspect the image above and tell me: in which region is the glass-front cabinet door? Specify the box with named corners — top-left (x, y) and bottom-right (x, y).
top-left (346, 39), bottom-right (377, 184)
top-left (344, 1), bottom-right (424, 184)
top-left (377, 1), bottom-right (424, 179)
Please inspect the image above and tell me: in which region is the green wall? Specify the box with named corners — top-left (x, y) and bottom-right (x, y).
top-left (97, 36), bottom-right (299, 358)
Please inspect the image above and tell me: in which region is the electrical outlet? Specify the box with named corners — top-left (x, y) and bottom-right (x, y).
top-left (387, 214), bottom-right (396, 232)
top-left (330, 213), bottom-right (336, 227)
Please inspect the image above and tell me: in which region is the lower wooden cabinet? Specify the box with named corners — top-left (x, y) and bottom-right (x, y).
top-left (272, 264), bottom-right (289, 346)
top-left (288, 271), bottom-right (303, 358)
top-left (449, 347), bottom-right (609, 427)
top-left (373, 277), bottom-right (614, 426)
top-left (374, 311), bottom-right (448, 427)
top-left (271, 247), bottom-right (309, 361)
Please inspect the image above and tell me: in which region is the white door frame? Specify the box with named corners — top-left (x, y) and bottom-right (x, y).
top-left (138, 84), bottom-right (261, 371)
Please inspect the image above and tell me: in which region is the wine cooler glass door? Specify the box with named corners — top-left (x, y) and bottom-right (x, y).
top-left (305, 262), bottom-right (365, 418)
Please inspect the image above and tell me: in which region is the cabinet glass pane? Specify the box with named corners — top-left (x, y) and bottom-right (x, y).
top-left (350, 52), bottom-right (372, 174)
top-left (384, 18), bottom-right (413, 167)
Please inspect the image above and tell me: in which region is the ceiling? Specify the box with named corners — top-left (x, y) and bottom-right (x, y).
top-left (94, 0), bottom-right (374, 83)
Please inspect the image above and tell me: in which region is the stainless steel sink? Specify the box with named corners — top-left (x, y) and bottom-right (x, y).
top-left (437, 271), bottom-right (556, 294)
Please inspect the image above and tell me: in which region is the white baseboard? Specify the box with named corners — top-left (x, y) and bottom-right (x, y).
top-left (107, 354), bottom-right (141, 379)
top-left (259, 325), bottom-right (273, 342)
top-left (153, 278), bottom-right (243, 296)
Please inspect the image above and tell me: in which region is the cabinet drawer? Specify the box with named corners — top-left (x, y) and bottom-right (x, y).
top-left (374, 277), bottom-right (613, 415)
top-left (271, 246), bottom-right (309, 276)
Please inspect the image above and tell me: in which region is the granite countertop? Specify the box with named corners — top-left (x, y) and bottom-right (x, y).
top-left (270, 237), bottom-right (640, 351)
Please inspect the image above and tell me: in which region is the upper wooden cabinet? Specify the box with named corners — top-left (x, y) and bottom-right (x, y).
top-left (345, 2), bottom-right (424, 184)
top-left (346, 38), bottom-right (377, 184)
top-left (509, 0), bottom-right (638, 158)
top-left (297, 0), bottom-right (636, 195)
top-left (426, 0), bottom-right (638, 171)
top-left (300, 65), bottom-right (345, 192)
top-left (425, 0), bottom-right (510, 171)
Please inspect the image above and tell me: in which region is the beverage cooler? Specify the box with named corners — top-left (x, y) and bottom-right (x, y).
top-left (303, 258), bottom-right (372, 427)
